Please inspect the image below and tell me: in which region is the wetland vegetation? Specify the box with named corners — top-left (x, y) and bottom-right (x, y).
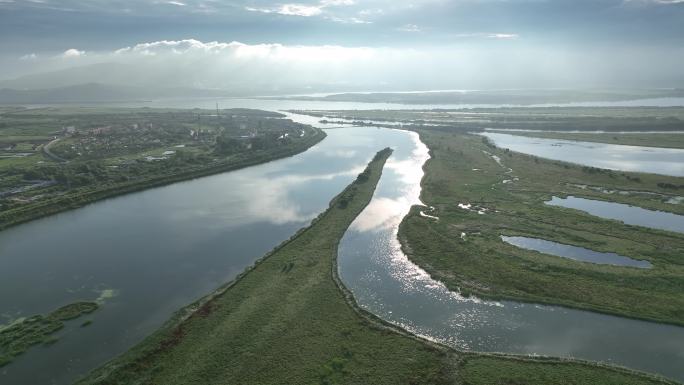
top-left (3, 0), bottom-right (684, 382)
top-left (296, 106), bottom-right (684, 133)
top-left (0, 302), bottom-right (97, 367)
top-left (74, 148), bottom-right (677, 385)
top-left (397, 128), bottom-right (684, 325)
top-left (76, 149), bottom-right (465, 385)
top-left (1, 106), bottom-right (683, 384)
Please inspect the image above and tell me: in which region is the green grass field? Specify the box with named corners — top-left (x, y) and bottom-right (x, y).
top-left (398, 130), bottom-right (684, 325)
top-left (76, 149), bottom-right (460, 385)
top-left (458, 356), bottom-right (672, 385)
top-left (75, 149), bottom-right (675, 385)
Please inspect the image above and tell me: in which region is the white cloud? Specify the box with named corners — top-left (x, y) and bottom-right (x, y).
top-left (451, 32), bottom-right (520, 40)
top-left (278, 3), bottom-right (323, 16)
top-left (62, 48), bottom-right (85, 58)
top-left (325, 15), bottom-right (370, 23)
top-left (623, 0), bottom-right (684, 5)
top-left (153, 0), bottom-right (186, 5)
top-left (7, 38), bottom-right (683, 92)
top-left (397, 24), bottom-right (421, 32)
top-left (114, 39), bottom-right (376, 62)
top-left (487, 33), bottom-right (519, 39)
top-left (246, 4), bottom-right (322, 16)
top-left (321, 0), bottom-right (355, 5)
top-left (246, 0), bottom-right (361, 20)
top-left (19, 53), bottom-right (38, 60)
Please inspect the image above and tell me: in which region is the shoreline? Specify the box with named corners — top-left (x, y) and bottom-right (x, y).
top-left (0, 127), bottom-right (326, 232)
top-left (75, 146), bottom-right (678, 385)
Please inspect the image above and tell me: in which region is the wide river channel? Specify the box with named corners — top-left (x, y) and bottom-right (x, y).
top-left (1, 100), bottom-right (684, 384)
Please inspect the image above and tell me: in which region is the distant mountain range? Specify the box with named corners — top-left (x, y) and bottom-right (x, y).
top-left (0, 62), bottom-right (363, 103)
top-left (1, 62), bottom-right (683, 105)
top-left (268, 89), bottom-right (684, 105)
top-left (0, 63), bottom-right (139, 90)
top-left (0, 83), bottom-right (237, 104)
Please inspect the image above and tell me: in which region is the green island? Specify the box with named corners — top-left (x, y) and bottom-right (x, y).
top-left (0, 107), bottom-right (325, 230)
top-left (0, 301), bottom-right (98, 367)
top-left (76, 149), bottom-right (673, 385)
top-left (396, 129), bottom-right (684, 325)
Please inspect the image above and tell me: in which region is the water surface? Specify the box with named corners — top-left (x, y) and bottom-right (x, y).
top-left (547, 196), bottom-right (684, 234)
top-left (337, 129), bottom-right (684, 382)
top-left (501, 235), bottom-right (652, 268)
top-left (480, 132), bottom-right (684, 177)
top-left (2, 100), bottom-right (684, 383)
top-left (0, 125), bottom-right (407, 385)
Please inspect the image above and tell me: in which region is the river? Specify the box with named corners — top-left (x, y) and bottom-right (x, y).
top-left (335, 124), bottom-right (684, 382)
top-left (1, 100), bottom-right (683, 383)
top-left (0, 124), bottom-right (411, 385)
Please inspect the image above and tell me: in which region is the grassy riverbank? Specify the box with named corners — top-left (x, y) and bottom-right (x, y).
top-left (399, 130), bottom-right (684, 325)
top-left (76, 148), bottom-right (459, 384)
top-left (75, 148), bottom-right (675, 385)
top-left (457, 356), bottom-right (675, 385)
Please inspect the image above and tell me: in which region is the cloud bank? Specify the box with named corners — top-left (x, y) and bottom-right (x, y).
top-left (2, 38), bottom-right (684, 92)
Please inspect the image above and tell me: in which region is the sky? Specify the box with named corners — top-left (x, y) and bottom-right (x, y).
top-left (0, 0), bottom-right (683, 92)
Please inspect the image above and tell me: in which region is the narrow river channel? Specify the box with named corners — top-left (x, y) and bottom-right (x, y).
top-left (335, 123), bottom-right (684, 382)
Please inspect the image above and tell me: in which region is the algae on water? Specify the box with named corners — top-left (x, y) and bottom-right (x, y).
top-left (0, 302), bottom-right (98, 367)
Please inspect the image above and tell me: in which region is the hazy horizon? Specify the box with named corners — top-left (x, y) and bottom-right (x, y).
top-left (1, 0), bottom-right (683, 94)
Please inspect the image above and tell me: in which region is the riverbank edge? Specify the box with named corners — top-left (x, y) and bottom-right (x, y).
top-left (395, 129), bottom-right (684, 328)
top-left (74, 145), bottom-right (679, 385)
top-left (0, 127), bottom-right (326, 232)
top-left (397, 205), bottom-right (684, 330)
top-left (333, 215), bottom-right (680, 385)
top-left (73, 147), bottom-right (394, 383)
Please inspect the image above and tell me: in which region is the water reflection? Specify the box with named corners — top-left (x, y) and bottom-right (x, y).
top-left (547, 196), bottom-right (684, 234)
top-left (480, 132), bottom-right (684, 177)
top-left (501, 235), bottom-right (652, 268)
top-left (350, 131), bottom-right (428, 233)
top-left (0, 126), bottom-right (399, 385)
top-left (338, 129), bottom-right (684, 382)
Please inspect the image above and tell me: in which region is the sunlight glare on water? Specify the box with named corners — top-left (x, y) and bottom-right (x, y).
top-left (337, 125), bottom-right (684, 382)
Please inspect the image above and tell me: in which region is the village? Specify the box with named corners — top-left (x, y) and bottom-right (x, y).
top-left (0, 107), bottom-right (313, 212)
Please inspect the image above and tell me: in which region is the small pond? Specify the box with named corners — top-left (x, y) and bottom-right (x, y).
top-left (547, 196), bottom-right (684, 234)
top-left (501, 235), bottom-right (652, 268)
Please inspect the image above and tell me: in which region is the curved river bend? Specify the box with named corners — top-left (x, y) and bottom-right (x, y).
top-left (0, 124), bottom-right (409, 385)
top-left (334, 125), bottom-right (684, 382)
top-left (0, 105), bottom-right (682, 383)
